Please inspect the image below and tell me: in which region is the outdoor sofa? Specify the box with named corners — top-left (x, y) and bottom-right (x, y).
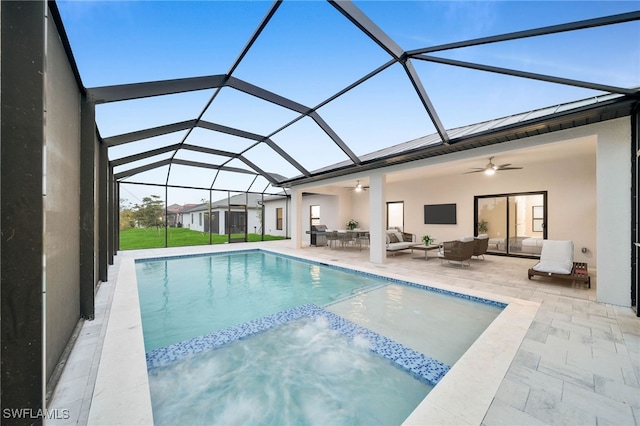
top-left (386, 229), bottom-right (416, 255)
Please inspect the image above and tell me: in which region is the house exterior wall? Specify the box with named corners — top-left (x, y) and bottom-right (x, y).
top-left (263, 197), bottom-right (289, 237)
top-left (384, 136), bottom-right (597, 266)
top-left (301, 193), bottom-right (341, 244)
top-left (596, 119), bottom-right (631, 306)
top-left (44, 13), bottom-right (82, 381)
top-left (290, 118), bottom-right (631, 307)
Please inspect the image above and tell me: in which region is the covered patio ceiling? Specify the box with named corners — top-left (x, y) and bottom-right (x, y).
top-left (55, 1), bottom-right (640, 202)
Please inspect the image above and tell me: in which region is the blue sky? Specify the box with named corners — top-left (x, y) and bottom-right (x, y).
top-left (56, 0), bottom-right (640, 205)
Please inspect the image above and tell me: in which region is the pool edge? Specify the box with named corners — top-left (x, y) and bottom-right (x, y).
top-left (87, 257), bottom-right (154, 425)
top-left (89, 245), bottom-right (540, 425)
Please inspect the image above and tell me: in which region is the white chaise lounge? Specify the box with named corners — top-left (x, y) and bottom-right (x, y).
top-left (527, 240), bottom-right (590, 287)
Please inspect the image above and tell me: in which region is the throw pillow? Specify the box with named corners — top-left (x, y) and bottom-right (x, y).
top-left (388, 233), bottom-right (400, 243)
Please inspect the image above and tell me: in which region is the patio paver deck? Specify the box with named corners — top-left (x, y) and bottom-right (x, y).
top-left (48, 240), bottom-right (640, 425)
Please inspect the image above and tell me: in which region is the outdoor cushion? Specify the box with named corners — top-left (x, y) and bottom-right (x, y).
top-left (532, 240), bottom-right (573, 274)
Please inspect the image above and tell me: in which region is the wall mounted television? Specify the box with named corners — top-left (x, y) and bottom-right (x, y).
top-left (424, 203), bottom-right (457, 224)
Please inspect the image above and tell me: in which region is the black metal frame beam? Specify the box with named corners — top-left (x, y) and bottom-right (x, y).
top-left (328, 0), bottom-right (449, 144)
top-left (103, 120), bottom-right (197, 147)
top-left (88, 75), bottom-right (227, 104)
top-left (197, 120), bottom-right (311, 177)
top-left (407, 11), bottom-right (640, 55)
top-left (402, 59), bottom-right (450, 144)
top-left (328, 0), bottom-right (404, 60)
top-left (411, 54), bottom-right (637, 95)
top-left (111, 143), bottom-right (182, 166)
top-left (120, 180), bottom-right (288, 196)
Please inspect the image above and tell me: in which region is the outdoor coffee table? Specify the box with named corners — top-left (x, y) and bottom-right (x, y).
top-left (411, 244), bottom-right (440, 260)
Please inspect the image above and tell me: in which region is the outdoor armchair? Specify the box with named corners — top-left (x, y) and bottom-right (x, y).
top-left (438, 237), bottom-right (475, 267)
top-left (473, 234), bottom-right (489, 260)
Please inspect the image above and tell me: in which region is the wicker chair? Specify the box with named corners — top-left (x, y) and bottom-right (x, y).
top-left (438, 237), bottom-right (475, 267)
top-left (473, 234), bottom-right (489, 260)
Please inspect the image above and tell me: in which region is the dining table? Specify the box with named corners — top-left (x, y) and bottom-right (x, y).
top-left (325, 229), bottom-right (369, 250)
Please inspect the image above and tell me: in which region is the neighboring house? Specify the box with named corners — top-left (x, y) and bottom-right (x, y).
top-left (181, 193), bottom-right (266, 235)
top-left (165, 203), bottom-right (196, 227)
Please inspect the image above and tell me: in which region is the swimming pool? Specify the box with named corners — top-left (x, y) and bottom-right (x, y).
top-left (136, 250), bottom-right (392, 351)
top-left (136, 249), bottom-right (505, 424)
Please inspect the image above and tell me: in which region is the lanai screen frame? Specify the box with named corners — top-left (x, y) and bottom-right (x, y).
top-left (84, 3), bottom-right (639, 192)
top-left (65, 1), bottom-right (639, 290)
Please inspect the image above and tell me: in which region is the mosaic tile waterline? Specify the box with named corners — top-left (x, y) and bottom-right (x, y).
top-left (146, 304), bottom-right (451, 386)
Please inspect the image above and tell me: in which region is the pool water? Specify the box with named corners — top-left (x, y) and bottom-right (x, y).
top-left (327, 284), bottom-right (504, 366)
top-left (136, 250), bottom-right (505, 424)
top-left (148, 316), bottom-right (432, 425)
top-left (136, 251), bottom-right (385, 351)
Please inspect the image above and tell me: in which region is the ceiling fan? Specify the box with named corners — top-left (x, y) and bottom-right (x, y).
top-left (347, 180), bottom-right (369, 192)
top-left (465, 157), bottom-right (523, 175)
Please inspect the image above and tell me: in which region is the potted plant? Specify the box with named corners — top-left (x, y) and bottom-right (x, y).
top-left (346, 219), bottom-right (358, 230)
top-left (422, 234), bottom-right (436, 246)
top-left (477, 219), bottom-right (488, 234)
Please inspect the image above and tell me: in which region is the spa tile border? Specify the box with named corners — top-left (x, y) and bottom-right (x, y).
top-left (146, 303), bottom-right (450, 386)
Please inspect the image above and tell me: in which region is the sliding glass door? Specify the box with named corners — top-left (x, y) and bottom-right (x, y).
top-left (475, 191), bottom-right (547, 257)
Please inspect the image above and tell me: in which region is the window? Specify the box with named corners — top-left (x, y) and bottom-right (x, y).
top-left (199, 212), bottom-right (202, 226)
top-left (386, 201), bottom-right (404, 230)
top-left (276, 207), bottom-right (283, 230)
top-left (310, 205), bottom-right (320, 227)
top-left (191, 213), bottom-right (194, 224)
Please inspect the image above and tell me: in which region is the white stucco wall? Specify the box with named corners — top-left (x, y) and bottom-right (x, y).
top-left (263, 197), bottom-right (289, 237)
top-left (596, 119), bottom-right (631, 306)
top-left (384, 137), bottom-right (597, 265)
top-left (288, 118), bottom-right (632, 307)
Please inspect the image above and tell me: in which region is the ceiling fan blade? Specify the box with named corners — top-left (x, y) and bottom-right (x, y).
top-left (497, 167), bottom-right (523, 171)
top-left (496, 163), bottom-right (512, 168)
top-left (464, 170), bottom-right (485, 174)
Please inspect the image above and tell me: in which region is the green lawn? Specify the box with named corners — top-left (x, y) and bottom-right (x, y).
top-left (119, 227), bottom-right (285, 250)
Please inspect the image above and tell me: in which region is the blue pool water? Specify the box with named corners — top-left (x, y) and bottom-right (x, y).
top-left (136, 250), bottom-right (505, 424)
top-left (136, 250), bottom-right (387, 351)
top-left (147, 310), bottom-right (437, 425)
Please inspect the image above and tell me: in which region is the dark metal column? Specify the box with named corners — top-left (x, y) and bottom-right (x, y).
top-left (99, 141), bottom-right (108, 282)
top-left (116, 182), bottom-right (121, 251)
top-left (79, 95), bottom-right (96, 320)
top-left (108, 165), bottom-right (115, 265)
top-left (164, 185), bottom-right (168, 247)
top-left (632, 105), bottom-right (639, 316)
top-left (1, 0), bottom-right (46, 420)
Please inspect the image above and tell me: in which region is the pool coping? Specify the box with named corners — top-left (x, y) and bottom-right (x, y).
top-left (88, 245), bottom-right (539, 425)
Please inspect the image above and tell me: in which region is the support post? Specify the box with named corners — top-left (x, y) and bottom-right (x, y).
top-left (1, 0), bottom-right (46, 419)
top-left (79, 95), bottom-right (96, 319)
top-left (369, 173), bottom-right (387, 264)
top-left (98, 141), bottom-right (108, 282)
